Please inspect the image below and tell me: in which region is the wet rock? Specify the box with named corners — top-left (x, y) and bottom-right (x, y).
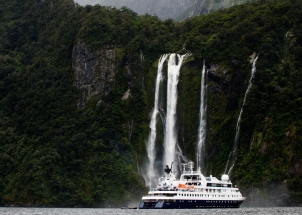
top-left (72, 39), bottom-right (118, 108)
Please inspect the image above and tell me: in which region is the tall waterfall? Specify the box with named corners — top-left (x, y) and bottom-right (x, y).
top-left (163, 54), bottom-right (186, 171)
top-left (146, 54), bottom-right (168, 186)
top-left (196, 60), bottom-right (207, 171)
top-left (225, 55), bottom-right (259, 174)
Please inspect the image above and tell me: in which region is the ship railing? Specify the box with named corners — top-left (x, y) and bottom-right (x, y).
top-left (150, 188), bottom-right (177, 192)
top-left (182, 171), bottom-right (201, 174)
top-left (143, 194), bottom-right (176, 197)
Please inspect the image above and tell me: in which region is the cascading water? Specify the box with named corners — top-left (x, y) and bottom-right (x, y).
top-left (146, 54), bottom-right (169, 186)
top-left (196, 60), bottom-right (207, 171)
top-left (163, 54), bottom-right (186, 174)
top-left (140, 50), bottom-right (145, 89)
top-left (225, 55), bottom-right (259, 174)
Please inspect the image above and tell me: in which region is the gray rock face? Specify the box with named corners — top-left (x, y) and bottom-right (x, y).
top-left (72, 39), bottom-right (117, 108)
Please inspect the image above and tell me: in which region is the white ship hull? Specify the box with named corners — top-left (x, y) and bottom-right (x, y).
top-left (139, 199), bottom-right (244, 209)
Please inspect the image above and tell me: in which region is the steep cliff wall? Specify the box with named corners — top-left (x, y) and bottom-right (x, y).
top-left (72, 39), bottom-right (118, 108)
top-left (1, 0), bottom-right (302, 207)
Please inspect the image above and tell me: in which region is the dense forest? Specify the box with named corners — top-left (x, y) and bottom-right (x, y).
top-left (0, 0), bottom-right (302, 207)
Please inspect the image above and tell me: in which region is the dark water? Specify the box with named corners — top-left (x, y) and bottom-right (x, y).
top-left (0, 208), bottom-right (301, 215)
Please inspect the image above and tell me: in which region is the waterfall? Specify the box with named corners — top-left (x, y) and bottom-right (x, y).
top-left (140, 50), bottom-right (145, 89)
top-left (196, 60), bottom-right (207, 171)
top-left (146, 54), bottom-right (169, 186)
top-left (163, 54), bottom-right (186, 173)
top-left (225, 55), bottom-right (259, 174)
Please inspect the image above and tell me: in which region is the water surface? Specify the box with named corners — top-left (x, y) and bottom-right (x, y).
top-left (0, 207), bottom-right (301, 215)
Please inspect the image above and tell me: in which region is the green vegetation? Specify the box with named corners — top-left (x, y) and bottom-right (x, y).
top-left (0, 0), bottom-right (147, 207)
top-left (177, 0), bottom-right (302, 204)
top-left (0, 0), bottom-right (302, 207)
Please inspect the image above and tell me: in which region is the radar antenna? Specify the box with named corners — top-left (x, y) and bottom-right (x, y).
top-left (181, 163), bottom-right (187, 173)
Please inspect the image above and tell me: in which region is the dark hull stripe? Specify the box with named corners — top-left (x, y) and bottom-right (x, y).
top-left (139, 200), bottom-right (244, 209)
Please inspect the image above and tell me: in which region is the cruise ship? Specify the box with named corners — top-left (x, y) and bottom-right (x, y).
top-left (139, 161), bottom-right (245, 209)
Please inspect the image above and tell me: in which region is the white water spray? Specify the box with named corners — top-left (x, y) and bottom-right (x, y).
top-left (146, 54), bottom-right (168, 186)
top-left (225, 55), bottom-right (259, 174)
top-left (163, 54), bottom-right (186, 171)
top-left (196, 60), bottom-right (207, 171)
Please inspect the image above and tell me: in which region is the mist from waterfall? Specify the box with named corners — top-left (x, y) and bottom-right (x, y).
top-left (196, 60), bottom-right (207, 171)
top-left (225, 55), bottom-right (259, 175)
top-left (146, 54), bottom-right (168, 186)
top-left (163, 54), bottom-right (186, 174)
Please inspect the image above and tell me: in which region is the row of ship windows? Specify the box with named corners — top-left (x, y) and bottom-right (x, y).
top-left (185, 189), bottom-right (239, 193)
top-left (178, 200), bottom-right (239, 203)
top-left (178, 194), bottom-right (241, 198)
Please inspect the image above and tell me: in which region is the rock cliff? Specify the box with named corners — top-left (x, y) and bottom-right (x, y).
top-left (72, 39), bottom-right (117, 108)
